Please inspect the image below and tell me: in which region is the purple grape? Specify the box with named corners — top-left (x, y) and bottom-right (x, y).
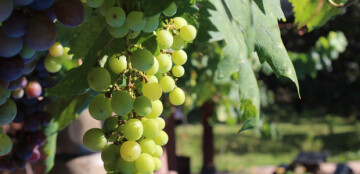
top-left (7, 77), bottom-right (23, 91)
top-left (24, 115), bottom-right (41, 131)
top-left (43, 7), bottom-right (56, 21)
top-left (13, 109), bottom-right (25, 123)
top-left (2, 11), bottom-right (27, 38)
top-left (28, 0), bottom-right (55, 11)
top-left (14, 0), bottom-right (34, 6)
top-left (21, 97), bottom-right (37, 106)
top-left (23, 59), bottom-right (37, 75)
top-left (29, 130), bottom-right (46, 145)
top-left (15, 141), bottom-right (35, 160)
top-left (0, 30), bottom-right (23, 58)
top-left (28, 148), bottom-right (40, 162)
top-left (0, 0), bottom-right (13, 22)
top-left (34, 56), bottom-right (45, 71)
top-left (24, 14), bottom-right (57, 51)
top-left (35, 69), bottom-right (49, 79)
top-left (0, 56), bottom-right (24, 82)
top-left (54, 0), bottom-right (85, 28)
top-left (23, 105), bottom-right (36, 115)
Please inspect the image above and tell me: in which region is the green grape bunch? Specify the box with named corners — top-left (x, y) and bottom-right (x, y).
top-left (83, 1), bottom-right (196, 173)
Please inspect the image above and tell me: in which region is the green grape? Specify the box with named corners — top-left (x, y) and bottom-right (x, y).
top-left (140, 138), bottom-right (156, 154)
top-left (156, 54), bottom-right (172, 74)
top-left (162, 2), bottom-right (177, 17)
top-left (120, 140), bottom-right (141, 162)
top-left (49, 42), bottom-right (63, 57)
top-left (135, 153), bottom-right (155, 172)
top-left (153, 131), bottom-right (168, 146)
top-left (142, 83), bottom-right (162, 101)
top-left (152, 145), bottom-right (163, 158)
top-left (89, 94), bottom-right (112, 120)
top-left (159, 76), bottom-right (175, 93)
top-left (142, 14), bottom-right (160, 33)
top-left (58, 47), bottom-right (73, 61)
top-left (145, 100), bottom-right (163, 119)
top-left (130, 49), bottom-right (154, 72)
top-left (0, 133), bottom-right (12, 156)
top-left (86, 0), bottom-right (104, 8)
top-left (107, 24), bottom-right (129, 38)
top-left (127, 30), bottom-right (141, 39)
top-left (125, 11), bottom-right (146, 31)
top-left (0, 85), bottom-right (10, 105)
top-left (123, 119), bottom-right (143, 141)
top-left (169, 88), bottom-right (185, 105)
top-left (82, 128), bottom-right (107, 152)
top-left (104, 162), bottom-right (117, 172)
top-left (153, 157), bottom-right (162, 170)
top-left (87, 67), bottom-right (111, 92)
top-left (171, 35), bottom-right (185, 50)
top-left (172, 65), bottom-right (185, 77)
top-left (156, 117), bottom-right (165, 130)
top-left (145, 57), bottom-right (159, 75)
top-left (19, 45), bottom-right (36, 59)
top-left (134, 96), bottom-right (152, 116)
top-left (106, 7), bottom-right (126, 27)
top-left (111, 90), bottom-right (133, 115)
top-left (109, 53), bottom-right (127, 74)
top-left (101, 144), bottom-right (120, 163)
top-left (107, 132), bottom-right (118, 142)
top-left (117, 157), bottom-right (136, 174)
top-left (147, 75), bottom-right (158, 83)
top-left (142, 119), bottom-right (161, 138)
top-left (99, 0), bottom-right (115, 16)
top-left (102, 117), bottom-right (119, 132)
top-left (172, 50), bottom-right (187, 65)
top-left (180, 25), bottom-right (197, 41)
top-left (0, 99), bottom-right (17, 125)
top-left (172, 17), bottom-right (187, 29)
top-left (44, 56), bottom-right (62, 73)
top-left (156, 30), bottom-right (173, 49)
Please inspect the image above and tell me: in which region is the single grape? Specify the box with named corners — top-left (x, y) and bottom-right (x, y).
top-left (87, 67), bottom-right (111, 91)
top-left (109, 54), bottom-right (127, 74)
top-left (159, 76), bottom-right (175, 93)
top-left (130, 49), bottom-right (154, 72)
top-left (145, 100), bottom-right (163, 119)
top-left (28, 0), bottom-right (55, 11)
top-left (116, 156), bottom-right (136, 174)
top-left (169, 88), bottom-right (185, 105)
top-left (153, 157), bottom-right (162, 170)
top-left (25, 81), bottom-right (42, 98)
top-left (0, 0), bottom-right (13, 22)
top-left (0, 99), bottom-right (17, 125)
top-left (162, 2), bottom-right (177, 17)
top-left (111, 90), bottom-right (133, 116)
top-left (146, 75), bottom-right (159, 84)
top-left (53, 0), bottom-right (85, 27)
top-left (140, 138), bottom-right (156, 154)
top-left (180, 25), bottom-right (197, 41)
top-left (58, 47), bottom-right (73, 61)
top-left (101, 144), bottom-right (120, 163)
top-left (172, 65), bottom-right (185, 77)
top-left (142, 14), bottom-right (160, 33)
top-left (127, 30), bottom-right (141, 39)
top-left (153, 131), bottom-right (168, 146)
top-left (107, 24), bottom-right (129, 38)
top-left (2, 11), bottom-right (27, 38)
top-left (126, 11), bottom-right (146, 31)
top-left (44, 56), bottom-right (62, 73)
top-left (152, 145), bottom-right (163, 158)
top-left (19, 45), bottom-right (36, 59)
top-left (135, 153), bottom-right (155, 172)
top-left (82, 128), bottom-right (107, 152)
top-left (156, 54), bottom-right (172, 74)
top-left (134, 96), bottom-right (152, 116)
top-left (172, 17), bottom-right (187, 29)
top-left (145, 57), bottom-right (159, 75)
top-left (86, 0), bottom-right (104, 8)
top-left (123, 119), bottom-right (143, 141)
top-left (49, 42), bottom-right (64, 57)
top-left (106, 7), bottom-right (126, 27)
top-left (0, 133), bottom-right (12, 156)
top-left (142, 119), bottom-right (161, 138)
top-left (0, 56), bottom-right (24, 82)
top-left (120, 141), bottom-right (141, 162)
top-left (0, 29), bottom-right (23, 58)
top-left (156, 30), bottom-right (173, 49)
top-left (99, 0), bottom-right (115, 16)
top-left (89, 94), bottom-right (112, 120)
top-left (0, 85), bottom-right (10, 105)
top-left (172, 50), bottom-right (187, 65)
top-left (23, 52), bottom-right (37, 64)
top-left (142, 83), bottom-right (162, 101)
top-left (171, 35), bottom-right (185, 50)
top-left (102, 116), bottom-right (119, 133)
top-left (156, 117), bottom-right (165, 130)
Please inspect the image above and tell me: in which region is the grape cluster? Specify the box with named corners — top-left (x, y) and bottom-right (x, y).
top-left (82, 2), bottom-right (197, 173)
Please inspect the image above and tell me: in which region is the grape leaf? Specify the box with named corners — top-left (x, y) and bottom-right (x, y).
top-left (44, 121), bottom-right (58, 173)
top-left (143, 0), bottom-right (175, 17)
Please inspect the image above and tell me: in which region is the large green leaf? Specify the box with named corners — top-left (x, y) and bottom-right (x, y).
top-left (44, 121), bottom-right (58, 173)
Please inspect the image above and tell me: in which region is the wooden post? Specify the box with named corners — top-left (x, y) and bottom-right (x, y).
top-left (201, 102), bottom-right (216, 174)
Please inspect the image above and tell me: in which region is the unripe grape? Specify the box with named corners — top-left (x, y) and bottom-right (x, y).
top-left (12, 88), bottom-right (24, 99)
top-left (145, 100), bottom-right (163, 119)
top-left (25, 81), bottom-right (42, 98)
top-left (82, 128), bottom-right (107, 152)
top-left (153, 131), bottom-right (168, 146)
top-left (44, 56), bottom-right (62, 73)
top-left (171, 35), bottom-right (185, 50)
top-left (86, 0), bottom-right (104, 8)
top-left (87, 67), bottom-right (111, 92)
top-left (142, 14), bottom-right (160, 33)
top-left (159, 76), bottom-right (175, 93)
top-left (142, 83), bottom-right (162, 101)
top-left (0, 99), bottom-right (17, 125)
top-left (0, 133), bottom-right (12, 156)
top-left (153, 157), bottom-right (162, 170)
top-left (172, 50), bottom-right (187, 65)
top-left (142, 119), bottom-right (161, 138)
top-left (104, 162), bottom-right (117, 172)
top-left (0, 85), bottom-right (11, 105)
top-left (111, 90), bottom-right (133, 116)
top-left (157, 30), bottom-right (173, 49)
top-left (101, 144), bottom-right (120, 163)
top-left (156, 117), bottom-right (165, 130)
top-left (125, 11), bottom-right (146, 31)
top-left (162, 2), bottom-right (177, 17)
top-left (135, 153), bottom-right (155, 172)
top-left (169, 88), bottom-right (185, 105)
top-left (116, 157), bottom-right (136, 173)
top-left (134, 96), bottom-right (152, 116)
top-left (172, 65), bottom-right (185, 77)
top-left (127, 30), bottom-right (141, 39)
top-left (106, 7), bottom-right (126, 27)
top-left (172, 17), bottom-right (187, 29)
top-left (180, 25), bottom-right (197, 41)
top-left (19, 45), bottom-right (36, 59)
top-left (89, 94), bottom-right (112, 120)
top-left (99, 0), bottom-right (115, 16)
top-left (123, 119), bottom-right (143, 141)
top-left (145, 57), bottom-right (159, 75)
top-left (130, 49), bottom-right (154, 72)
top-left (102, 116), bottom-right (119, 132)
top-left (147, 75), bottom-right (159, 83)
top-left (109, 54), bottom-right (127, 74)
top-left (156, 54), bottom-right (172, 74)
top-left (152, 145), bottom-right (163, 157)
top-left (140, 138), bottom-right (156, 154)
top-left (49, 42), bottom-right (63, 57)
top-left (58, 47), bottom-right (73, 61)
top-left (107, 24), bottom-right (129, 38)
top-left (120, 141), bottom-right (141, 162)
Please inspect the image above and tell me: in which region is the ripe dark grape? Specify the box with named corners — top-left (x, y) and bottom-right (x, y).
top-left (28, 0), bottom-right (55, 11)
top-left (14, 142), bottom-right (34, 160)
top-left (0, 30), bottom-right (23, 58)
top-left (0, 56), bottom-right (24, 82)
top-left (29, 130), bottom-right (46, 145)
top-left (23, 59), bottom-right (37, 75)
top-left (0, 0), bottom-right (13, 22)
top-left (24, 14), bottom-right (57, 51)
top-left (14, 0), bottom-right (34, 6)
top-left (2, 11), bottom-right (27, 38)
top-left (25, 81), bottom-right (42, 98)
top-left (53, 0), bottom-right (85, 27)
top-left (24, 114), bottom-right (41, 131)
top-left (7, 77), bottom-right (23, 91)
top-left (23, 105), bottom-right (36, 115)
top-left (13, 109), bottom-right (24, 123)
